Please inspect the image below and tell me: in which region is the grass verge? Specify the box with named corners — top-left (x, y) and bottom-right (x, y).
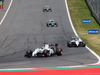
top-left (67, 0), bottom-right (100, 55)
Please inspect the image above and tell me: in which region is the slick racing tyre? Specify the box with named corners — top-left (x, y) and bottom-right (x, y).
top-left (56, 48), bottom-right (62, 56)
top-left (55, 23), bottom-right (58, 27)
top-left (43, 50), bottom-right (50, 57)
top-left (49, 9), bottom-right (52, 12)
top-left (55, 43), bottom-right (58, 47)
top-left (43, 9), bottom-right (47, 12)
top-left (25, 50), bottom-right (32, 58)
top-left (79, 42), bottom-right (86, 47)
top-left (67, 42), bottom-right (71, 47)
top-left (46, 23), bottom-right (49, 27)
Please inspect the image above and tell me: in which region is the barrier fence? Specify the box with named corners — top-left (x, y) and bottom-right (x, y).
top-left (86, 0), bottom-right (100, 25)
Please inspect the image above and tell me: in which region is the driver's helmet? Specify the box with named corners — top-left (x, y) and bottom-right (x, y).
top-left (44, 44), bottom-right (50, 49)
top-left (72, 37), bottom-right (75, 40)
top-left (76, 37), bottom-right (79, 40)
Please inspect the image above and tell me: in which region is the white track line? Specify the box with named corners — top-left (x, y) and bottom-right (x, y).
top-left (0, 68), bottom-right (37, 71)
top-left (65, 0), bottom-right (100, 65)
top-left (0, 0), bottom-right (13, 25)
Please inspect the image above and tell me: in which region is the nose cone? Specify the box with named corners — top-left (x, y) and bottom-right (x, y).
top-left (76, 41), bottom-right (79, 46)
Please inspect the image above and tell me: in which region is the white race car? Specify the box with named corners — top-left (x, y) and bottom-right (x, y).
top-left (24, 43), bottom-right (62, 58)
top-left (67, 37), bottom-right (86, 47)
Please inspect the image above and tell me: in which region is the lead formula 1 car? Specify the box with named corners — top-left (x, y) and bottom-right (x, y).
top-left (43, 5), bottom-right (52, 12)
top-left (67, 37), bottom-right (86, 47)
top-left (24, 43), bottom-right (62, 58)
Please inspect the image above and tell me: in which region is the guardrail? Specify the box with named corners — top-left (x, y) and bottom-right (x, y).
top-left (86, 0), bottom-right (100, 25)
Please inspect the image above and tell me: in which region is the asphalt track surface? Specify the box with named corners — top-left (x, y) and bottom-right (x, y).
top-left (0, 0), bottom-right (98, 69)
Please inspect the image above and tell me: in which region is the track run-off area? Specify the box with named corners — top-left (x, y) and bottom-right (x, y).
top-left (0, 0), bottom-right (99, 71)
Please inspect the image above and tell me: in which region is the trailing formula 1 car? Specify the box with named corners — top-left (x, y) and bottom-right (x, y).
top-left (47, 19), bottom-right (58, 27)
top-left (24, 43), bottom-right (62, 58)
top-left (43, 5), bottom-right (52, 12)
top-left (67, 37), bottom-right (86, 47)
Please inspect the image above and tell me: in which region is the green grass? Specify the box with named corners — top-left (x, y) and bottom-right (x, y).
top-left (67, 0), bottom-right (100, 55)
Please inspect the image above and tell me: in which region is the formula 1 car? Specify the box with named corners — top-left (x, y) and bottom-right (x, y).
top-left (47, 19), bottom-right (58, 27)
top-left (24, 43), bottom-right (62, 58)
top-left (43, 5), bottom-right (52, 12)
top-left (67, 37), bottom-right (86, 47)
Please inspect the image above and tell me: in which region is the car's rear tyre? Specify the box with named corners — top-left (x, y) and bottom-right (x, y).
top-left (47, 23), bottom-right (49, 27)
top-left (56, 48), bottom-right (62, 56)
top-left (79, 42), bottom-right (86, 47)
top-left (55, 23), bottom-right (58, 27)
top-left (49, 9), bottom-right (52, 12)
top-left (43, 9), bottom-right (45, 12)
top-left (82, 42), bottom-right (86, 47)
top-left (55, 43), bottom-right (58, 47)
top-left (55, 25), bottom-right (58, 27)
top-left (83, 43), bottom-right (86, 47)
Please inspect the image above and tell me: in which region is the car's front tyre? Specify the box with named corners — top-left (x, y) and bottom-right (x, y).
top-left (56, 48), bottom-right (62, 56)
top-left (25, 50), bottom-right (32, 58)
top-left (67, 41), bottom-right (71, 47)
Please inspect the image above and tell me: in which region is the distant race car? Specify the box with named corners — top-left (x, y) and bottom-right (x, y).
top-left (67, 37), bottom-right (86, 47)
top-left (43, 5), bottom-right (52, 12)
top-left (24, 43), bottom-right (62, 58)
top-left (47, 19), bottom-right (58, 27)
